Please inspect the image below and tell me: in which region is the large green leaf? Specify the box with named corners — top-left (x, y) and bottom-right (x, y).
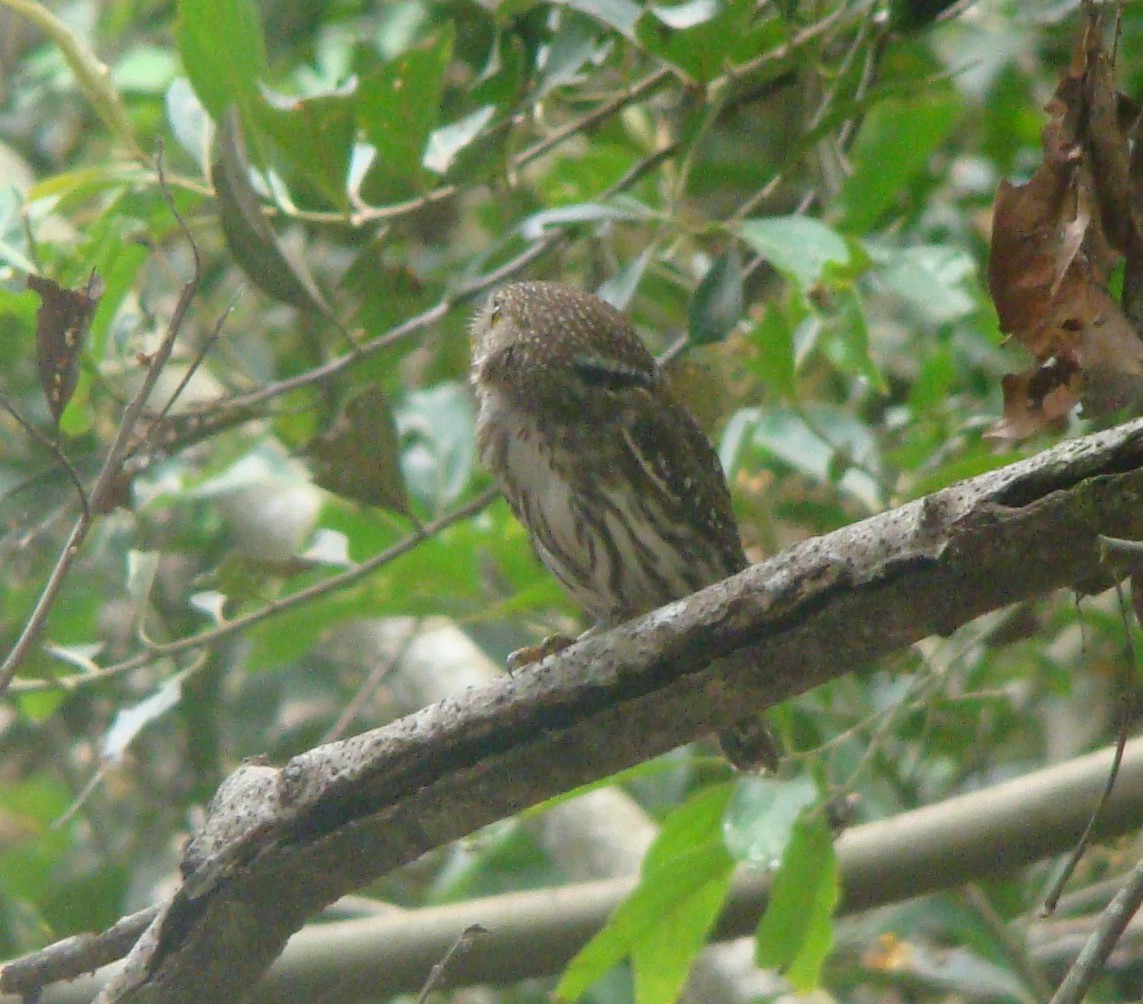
top-left (557, 783), bottom-right (735, 1003)
top-left (636, 0), bottom-right (778, 82)
top-left (175, 0), bottom-right (267, 128)
top-left (557, 0), bottom-right (642, 36)
top-left (737, 216), bottom-right (851, 291)
top-left (755, 813), bottom-right (839, 992)
top-left (688, 247), bottom-right (744, 346)
top-left (723, 775), bottom-right (818, 865)
top-left (743, 301), bottom-right (797, 400)
top-left (253, 83), bottom-right (356, 211)
top-left (838, 90), bottom-right (962, 233)
top-left (357, 26), bottom-right (454, 201)
top-left (211, 110), bottom-right (335, 318)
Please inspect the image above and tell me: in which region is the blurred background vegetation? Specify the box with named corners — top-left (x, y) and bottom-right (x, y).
top-left (1, 0), bottom-right (1143, 1001)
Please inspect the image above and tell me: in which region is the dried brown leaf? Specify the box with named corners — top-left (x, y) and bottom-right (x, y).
top-left (988, 358), bottom-right (1080, 441)
top-left (29, 270), bottom-right (104, 425)
top-left (988, 9), bottom-right (1143, 436)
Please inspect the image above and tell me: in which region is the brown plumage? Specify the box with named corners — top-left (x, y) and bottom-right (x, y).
top-left (471, 281), bottom-right (778, 770)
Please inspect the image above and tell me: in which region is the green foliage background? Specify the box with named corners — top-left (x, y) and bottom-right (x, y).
top-left (1, 0), bottom-right (1142, 1000)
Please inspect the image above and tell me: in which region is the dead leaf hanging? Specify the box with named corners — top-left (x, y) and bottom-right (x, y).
top-left (987, 10), bottom-right (1143, 438)
top-left (28, 270), bottom-right (104, 426)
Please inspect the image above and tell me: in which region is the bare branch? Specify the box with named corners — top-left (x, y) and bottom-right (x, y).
top-left (0, 394), bottom-right (89, 521)
top-left (1049, 848), bottom-right (1143, 1004)
top-left (9, 737), bottom-right (1143, 1002)
top-left (8, 487), bottom-right (498, 695)
top-left (0, 147), bottom-right (201, 697)
top-left (25, 415), bottom-right (1143, 1004)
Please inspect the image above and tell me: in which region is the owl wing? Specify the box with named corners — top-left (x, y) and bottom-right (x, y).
top-left (572, 354), bottom-right (747, 581)
top-left (626, 394), bottom-right (748, 579)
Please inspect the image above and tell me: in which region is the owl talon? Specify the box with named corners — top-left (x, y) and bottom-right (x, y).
top-left (718, 716), bottom-right (782, 774)
top-left (506, 633), bottom-right (577, 671)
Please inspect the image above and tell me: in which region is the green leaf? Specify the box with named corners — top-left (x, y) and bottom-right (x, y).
top-left (357, 27), bottom-right (454, 199)
top-left (102, 678), bottom-right (183, 762)
top-left (723, 775), bottom-right (817, 865)
top-left (308, 386), bottom-right (410, 516)
top-left (211, 109), bottom-right (334, 318)
top-left (540, 13), bottom-right (604, 95)
top-left (906, 343), bottom-right (955, 413)
top-left (636, 0), bottom-right (777, 82)
top-left (557, 783), bottom-right (735, 1002)
top-left (253, 82), bottom-right (356, 211)
top-left (870, 243), bottom-right (978, 324)
top-left (838, 90), bottom-right (961, 233)
top-left (737, 216), bottom-right (850, 291)
top-left (557, 0), bottom-right (642, 37)
top-left (175, 0), bottom-right (268, 128)
top-left (520, 198), bottom-right (653, 239)
top-left (722, 405), bottom-right (883, 510)
top-left (396, 383), bottom-right (476, 513)
top-left (755, 813), bottom-right (839, 992)
top-left (597, 247), bottom-right (655, 310)
top-left (648, 0), bottom-right (721, 29)
top-left (828, 288), bottom-right (887, 393)
top-left (0, 777), bottom-right (75, 901)
top-left (688, 247), bottom-right (743, 345)
top-left (82, 214), bottom-right (150, 362)
top-left (631, 872), bottom-right (731, 1004)
top-left (644, 781), bottom-right (734, 872)
top-left (166, 77), bottom-right (211, 173)
top-left (112, 44), bottom-right (179, 94)
top-left (423, 105), bottom-right (497, 175)
top-left (744, 302), bottom-right (796, 399)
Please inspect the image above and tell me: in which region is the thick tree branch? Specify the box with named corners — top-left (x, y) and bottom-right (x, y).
top-left (41, 418), bottom-right (1143, 1002)
top-left (14, 738), bottom-right (1143, 1002)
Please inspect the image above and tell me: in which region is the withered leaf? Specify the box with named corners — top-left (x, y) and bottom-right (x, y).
top-left (990, 358), bottom-right (1080, 441)
top-left (307, 386), bottom-right (410, 516)
top-left (29, 270), bottom-right (104, 425)
top-left (988, 9), bottom-right (1143, 437)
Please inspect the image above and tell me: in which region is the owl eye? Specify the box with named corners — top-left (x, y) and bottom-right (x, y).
top-left (572, 354), bottom-right (654, 391)
top-left (488, 293), bottom-right (505, 325)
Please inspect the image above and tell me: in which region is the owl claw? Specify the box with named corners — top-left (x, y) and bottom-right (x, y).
top-left (718, 716), bottom-right (782, 774)
top-left (506, 633), bottom-right (576, 671)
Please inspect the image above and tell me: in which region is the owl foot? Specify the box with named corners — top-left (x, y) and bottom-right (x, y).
top-left (506, 633), bottom-right (576, 672)
top-left (718, 715), bottom-right (782, 774)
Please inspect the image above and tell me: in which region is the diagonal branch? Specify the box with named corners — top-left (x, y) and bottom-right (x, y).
top-left (46, 417), bottom-right (1143, 1003)
top-left (9, 739), bottom-right (1143, 1002)
top-left (0, 149), bottom-right (200, 698)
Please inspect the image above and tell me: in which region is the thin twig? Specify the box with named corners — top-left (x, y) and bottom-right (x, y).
top-left (292, 5), bottom-right (852, 231)
top-left (1100, 534), bottom-right (1143, 559)
top-left (962, 884), bottom-right (1053, 1003)
top-left (9, 486), bottom-right (500, 694)
top-left (133, 289), bottom-right (240, 455)
top-left (321, 619), bottom-right (420, 745)
top-left (0, 904), bottom-right (162, 998)
top-left (0, 395), bottom-right (90, 521)
top-left (1041, 577), bottom-right (1137, 915)
top-left (414, 925), bottom-right (488, 1004)
top-left (0, 148), bottom-right (202, 698)
top-left (299, 68), bottom-right (673, 228)
top-left (220, 144), bottom-right (673, 414)
top-left (1049, 850), bottom-right (1143, 1004)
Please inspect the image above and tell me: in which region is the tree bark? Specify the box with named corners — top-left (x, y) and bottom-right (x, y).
top-left (33, 418), bottom-right (1143, 1003)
